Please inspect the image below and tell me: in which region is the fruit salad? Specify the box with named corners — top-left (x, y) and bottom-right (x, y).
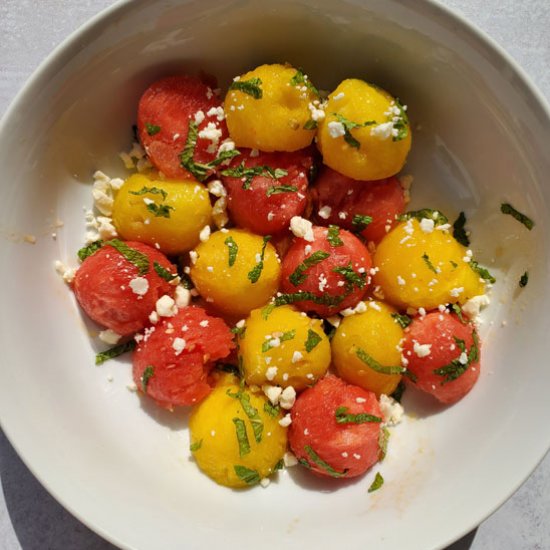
top-left (58, 63), bottom-right (501, 490)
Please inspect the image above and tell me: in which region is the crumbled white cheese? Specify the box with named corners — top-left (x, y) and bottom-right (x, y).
top-left (413, 341), bottom-right (432, 358)
top-left (308, 102), bottom-right (325, 122)
top-left (194, 110), bottom-right (205, 124)
top-left (206, 106), bottom-right (225, 121)
top-left (156, 295), bottom-right (177, 317)
top-left (450, 287), bottom-right (464, 298)
top-left (397, 275), bottom-right (406, 286)
top-left (318, 205), bottom-right (332, 219)
top-left (212, 196), bottom-right (229, 228)
top-left (333, 92), bottom-right (345, 101)
top-left (199, 320), bottom-right (209, 328)
top-left (290, 216), bottom-right (314, 242)
top-left (54, 260), bottom-right (77, 284)
top-left (326, 315), bottom-right (341, 328)
top-left (98, 329), bottom-right (121, 345)
top-left (328, 121), bottom-right (346, 138)
top-left (260, 478), bottom-right (271, 488)
top-left (291, 351), bottom-right (303, 364)
top-left (279, 386), bottom-right (296, 410)
top-left (283, 451), bottom-right (298, 467)
top-left (174, 286), bottom-right (191, 308)
top-left (149, 311), bottom-right (159, 324)
top-left (172, 337), bottom-right (186, 356)
top-left (379, 394), bottom-right (404, 426)
top-left (199, 225), bottom-right (211, 242)
top-left (92, 171), bottom-right (123, 216)
top-left (129, 277), bottom-right (149, 296)
top-left (262, 384), bottom-right (283, 405)
top-left (207, 179), bottom-right (227, 198)
top-left (340, 301), bottom-right (367, 317)
top-left (278, 414), bottom-right (292, 427)
top-left (462, 294), bottom-right (490, 320)
top-left (458, 352), bottom-right (468, 365)
top-left (419, 218), bottom-right (435, 233)
top-left (265, 366), bottom-right (278, 381)
top-left (370, 122), bottom-right (394, 140)
top-left (189, 250), bottom-right (198, 264)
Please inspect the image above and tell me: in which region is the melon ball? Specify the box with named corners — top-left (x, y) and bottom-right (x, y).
top-left (112, 174), bottom-right (212, 255)
top-left (332, 300), bottom-right (404, 396)
top-left (373, 217), bottom-right (485, 310)
top-left (238, 305), bottom-right (331, 391)
top-left (224, 64), bottom-right (319, 152)
top-left (189, 376), bottom-right (287, 488)
top-left (317, 79), bottom-right (411, 180)
top-left (189, 229), bottom-right (281, 317)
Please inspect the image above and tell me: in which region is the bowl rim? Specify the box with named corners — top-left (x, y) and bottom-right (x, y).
top-left (1, 1), bottom-right (549, 549)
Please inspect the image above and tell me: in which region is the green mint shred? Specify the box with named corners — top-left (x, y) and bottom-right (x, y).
top-left (229, 77), bottom-right (263, 99)
top-left (95, 340), bottom-right (136, 366)
top-left (234, 465), bottom-right (261, 485)
top-left (224, 236), bottom-right (238, 267)
top-left (288, 250), bottom-right (330, 286)
top-left (500, 203), bottom-right (534, 230)
top-left (327, 225), bottom-right (343, 247)
top-left (141, 365), bottom-right (155, 392)
top-left (335, 406), bottom-right (382, 424)
top-left (368, 472), bottom-right (384, 493)
top-left (104, 239), bottom-right (150, 275)
top-left (452, 211), bottom-right (470, 246)
top-left (247, 236), bottom-right (271, 283)
top-left (145, 123), bottom-right (161, 136)
top-left (304, 445), bottom-right (348, 478)
top-left (305, 329), bottom-right (322, 353)
top-left (78, 240), bottom-right (103, 261)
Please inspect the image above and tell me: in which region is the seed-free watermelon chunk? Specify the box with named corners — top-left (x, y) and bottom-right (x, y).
top-left (289, 375), bottom-right (382, 478)
top-left (310, 166), bottom-right (406, 242)
top-left (73, 241), bottom-right (175, 336)
top-left (402, 311), bottom-right (481, 404)
top-left (280, 225), bottom-right (372, 317)
top-left (137, 75), bottom-right (230, 180)
top-left (222, 148), bottom-right (313, 235)
top-left (132, 306), bottom-right (235, 409)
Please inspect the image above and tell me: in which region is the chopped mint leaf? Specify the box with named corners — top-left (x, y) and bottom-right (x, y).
top-left (519, 271), bottom-right (529, 288)
top-left (274, 291), bottom-right (345, 308)
top-left (332, 262), bottom-right (367, 290)
top-left (129, 186), bottom-right (168, 201)
top-left (221, 163), bottom-right (288, 190)
top-left (288, 250), bottom-right (330, 286)
top-left (352, 214), bottom-right (373, 232)
top-left (500, 203), bottom-right (534, 230)
top-left (227, 389), bottom-right (263, 443)
top-left (78, 240), bottom-right (103, 261)
top-left (145, 123), bottom-right (161, 136)
top-left (141, 365), bottom-right (155, 392)
top-left (189, 439), bottom-right (202, 452)
top-left (229, 77), bottom-right (263, 99)
top-left (262, 330), bottom-right (296, 353)
top-left (398, 209), bottom-right (449, 227)
top-left (95, 340), bottom-right (136, 366)
top-left (334, 113), bottom-right (376, 149)
top-left (104, 239), bottom-right (150, 275)
top-left (355, 347), bottom-right (405, 375)
top-left (289, 68), bottom-right (319, 95)
top-left (335, 406), bottom-right (382, 424)
top-left (422, 252), bottom-right (438, 274)
top-left (433, 331), bottom-right (479, 384)
top-left (327, 225), bottom-right (343, 247)
top-left (391, 313), bottom-right (412, 329)
top-left (224, 236), bottom-right (238, 267)
top-left (233, 417), bottom-right (251, 457)
top-left (233, 465), bottom-right (260, 485)
top-left (261, 303), bottom-right (276, 320)
top-left (153, 261), bottom-right (178, 282)
top-left (470, 260), bottom-right (496, 284)
top-left (304, 445), bottom-right (348, 478)
top-left (247, 236), bottom-right (271, 283)
top-left (264, 401), bottom-right (280, 418)
top-left (266, 185), bottom-right (297, 197)
top-left (303, 119), bottom-right (317, 130)
top-left (452, 211), bottom-right (470, 246)
top-left (368, 472), bottom-right (384, 492)
top-left (305, 329), bottom-right (322, 353)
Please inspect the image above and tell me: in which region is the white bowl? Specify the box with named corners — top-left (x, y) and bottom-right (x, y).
top-left (1, 1), bottom-right (549, 549)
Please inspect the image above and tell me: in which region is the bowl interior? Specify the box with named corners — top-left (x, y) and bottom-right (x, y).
top-left (1, 1), bottom-right (549, 549)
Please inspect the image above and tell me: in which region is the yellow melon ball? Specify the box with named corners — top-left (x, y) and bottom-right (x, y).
top-left (224, 64), bottom-right (319, 152)
top-left (373, 217), bottom-right (485, 310)
top-left (331, 300), bottom-right (404, 396)
top-left (189, 377), bottom-right (287, 488)
top-left (112, 174), bottom-right (212, 255)
top-left (189, 229), bottom-right (281, 317)
top-left (238, 305), bottom-right (331, 391)
top-left (317, 79), bottom-right (411, 180)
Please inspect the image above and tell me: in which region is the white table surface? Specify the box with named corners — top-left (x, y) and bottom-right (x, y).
top-left (0, 1), bottom-right (549, 549)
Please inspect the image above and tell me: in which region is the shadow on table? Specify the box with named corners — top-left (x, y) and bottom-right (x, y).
top-left (1, 428), bottom-right (480, 550)
top-left (0, 429), bottom-right (116, 550)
